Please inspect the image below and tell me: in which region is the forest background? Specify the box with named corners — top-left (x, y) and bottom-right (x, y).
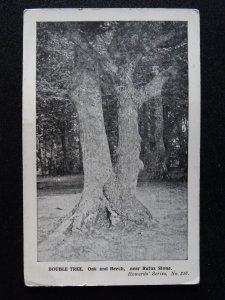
top-left (36, 21), bottom-right (188, 182)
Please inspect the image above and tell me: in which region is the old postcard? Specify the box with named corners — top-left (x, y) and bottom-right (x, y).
top-left (23, 8), bottom-right (200, 286)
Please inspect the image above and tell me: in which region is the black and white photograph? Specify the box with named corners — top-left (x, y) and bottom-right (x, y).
top-left (23, 8), bottom-right (200, 286)
top-left (37, 20), bottom-right (188, 262)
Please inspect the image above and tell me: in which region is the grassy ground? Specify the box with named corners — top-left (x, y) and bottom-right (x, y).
top-left (37, 181), bottom-right (187, 261)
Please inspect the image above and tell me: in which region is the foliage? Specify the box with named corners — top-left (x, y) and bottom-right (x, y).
top-left (36, 21), bottom-right (188, 180)
top-left (36, 23), bottom-right (82, 176)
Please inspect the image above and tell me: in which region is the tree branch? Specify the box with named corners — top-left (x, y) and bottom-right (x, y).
top-left (127, 54), bottom-right (142, 78)
top-left (137, 66), bottom-right (177, 107)
top-left (69, 31), bottom-right (118, 78)
top-left (148, 30), bottom-right (178, 49)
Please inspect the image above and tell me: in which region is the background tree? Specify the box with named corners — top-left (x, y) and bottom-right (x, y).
top-left (37, 23), bottom-right (82, 176)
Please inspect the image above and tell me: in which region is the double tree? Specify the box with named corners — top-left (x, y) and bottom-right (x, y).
top-left (38, 22), bottom-right (187, 233)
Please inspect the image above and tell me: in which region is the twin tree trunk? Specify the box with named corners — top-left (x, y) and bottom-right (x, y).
top-left (59, 62), bottom-right (152, 233)
top-left (57, 48), bottom-right (174, 233)
top-left (56, 60), bottom-right (174, 234)
top-left (49, 30), bottom-right (176, 235)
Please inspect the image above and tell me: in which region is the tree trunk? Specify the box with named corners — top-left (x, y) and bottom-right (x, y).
top-left (139, 102), bottom-right (151, 171)
top-left (49, 141), bottom-right (53, 176)
top-left (60, 121), bottom-right (69, 175)
top-left (78, 137), bottom-right (83, 172)
top-left (103, 90), bottom-right (152, 227)
top-left (148, 95), bottom-right (168, 178)
top-left (37, 138), bottom-right (43, 176)
top-left (58, 66), bottom-right (115, 233)
top-left (152, 95), bottom-right (167, 178)
top-left (52, 56), bottom-right (175, 235)
top-left (44, 139), bottom-right (47, 176)
top-left (118, 92), bottom-right (152, 223)
top-left (55, 70), bottom-right (152, 234)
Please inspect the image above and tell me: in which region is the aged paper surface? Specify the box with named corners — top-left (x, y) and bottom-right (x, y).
top-left (23, 8), bottom-right (200, 286)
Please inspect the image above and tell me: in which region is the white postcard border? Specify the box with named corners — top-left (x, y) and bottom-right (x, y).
top-left (23, 8), bottom-right (200, 286)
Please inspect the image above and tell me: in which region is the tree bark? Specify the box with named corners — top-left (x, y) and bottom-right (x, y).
top-left (49, 141), bottom-right (54, 176)
top-left (56, 68), bottom-right (153, 233)
top-left (78, 138), bottom-right (83, 172)
top-left (57, 64), bottom-right (115, 232)
top-left (139, 102), bottom-right (151, 171)
top-left (59, 121), bottom-right (69, 175)
top-left (154, 96), bottom-right (168, 177)
top-left (107, 90), bottom-right (152, 225)
top-left (103, 69), bottom-right (175, 226)
top-left (37, 138), bottom-right (43, 176)
top-left (148, 95), bottom-right (168, 178)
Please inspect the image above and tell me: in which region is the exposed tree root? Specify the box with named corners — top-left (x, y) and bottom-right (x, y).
top-left (39, 185), bottom-right (153, 248)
